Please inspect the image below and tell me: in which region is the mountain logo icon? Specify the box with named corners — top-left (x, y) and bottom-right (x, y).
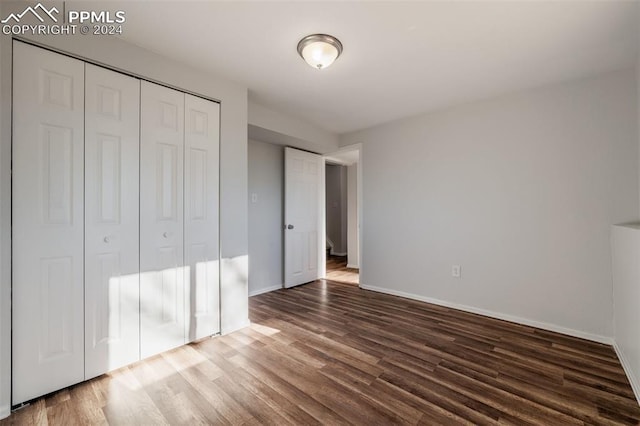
top-left (1, 3), bottom-right (59, 24)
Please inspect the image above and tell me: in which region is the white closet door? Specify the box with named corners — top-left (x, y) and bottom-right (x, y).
top-left (140, 81), bottom-right (186, 358)
top-left (84, 64), bottom-right (140, 379)
top-left (184, 95), bottom-right (220, 341)
top-left (12, 42), bottom-right (85, 404)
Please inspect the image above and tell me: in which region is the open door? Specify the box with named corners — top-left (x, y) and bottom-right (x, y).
top-left (284, 147), bottom-right (325, 288)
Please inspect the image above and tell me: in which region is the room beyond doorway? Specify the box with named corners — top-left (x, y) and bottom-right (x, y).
top-left (326, 254), bottom-right (359, 285)
top-left (324, 144), bottom-right (361, 286)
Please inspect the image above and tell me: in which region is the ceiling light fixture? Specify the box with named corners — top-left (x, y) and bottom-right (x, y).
top-left (297, 34), bottom-right (343, 70)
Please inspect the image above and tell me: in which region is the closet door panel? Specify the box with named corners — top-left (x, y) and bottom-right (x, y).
top-left (85, 64), bottom-right (141, 379)
top-left (140, 81), bottom-right (185, 358)
top-left (184, 95), bottom-right (220, 341)
top-left (12, 42), bottom-right (85, 404)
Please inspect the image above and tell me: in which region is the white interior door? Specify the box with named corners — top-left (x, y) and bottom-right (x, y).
top-left (184, 94), bottom-right (220, 341)
top-left (140, 81), bottom-right (185, 359)
top-left (284, 147), bottom-right (324, 288)
top-left (84, 64), bottom-right (141, 379)
top-left (12, 42), bottom-right (85, 404)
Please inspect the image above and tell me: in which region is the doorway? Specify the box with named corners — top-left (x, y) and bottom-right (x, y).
top-left (324, 145), bottom-right (361, 285)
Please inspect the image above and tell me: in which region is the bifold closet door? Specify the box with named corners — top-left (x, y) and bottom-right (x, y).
top-left (12, 42), bottom-right (85, 404)
top-left (184, 94), bottom-right (220, 341)
top-left (84, 64), bottom-right (141, 379)
top-left (140, 81), bottom-right (186, 358)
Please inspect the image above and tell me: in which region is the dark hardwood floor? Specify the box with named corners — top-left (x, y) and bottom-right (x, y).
top-left (326, 255), bottom-right (359, 285)
top-left (3, 280), bottom-right (639, 425)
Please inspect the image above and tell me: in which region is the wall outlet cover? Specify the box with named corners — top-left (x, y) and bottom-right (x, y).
top-left (452, 265), bottom-right (461, 278)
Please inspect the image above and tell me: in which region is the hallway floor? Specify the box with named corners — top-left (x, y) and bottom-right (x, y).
top-left (326, 255), bottom-right (359, 285)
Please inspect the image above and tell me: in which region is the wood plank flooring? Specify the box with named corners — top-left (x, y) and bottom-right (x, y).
top-left (3, 280), bottom-right (639, 425)
top-left (326, 255), bottom-right (359, 285)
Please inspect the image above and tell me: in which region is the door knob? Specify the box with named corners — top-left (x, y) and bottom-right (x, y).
top-left (287, 224), bottom-right (294, 230)
top-left (103, 236), bottom-right (111, 243)
top-left (163, 232), bottom-right (169, 238)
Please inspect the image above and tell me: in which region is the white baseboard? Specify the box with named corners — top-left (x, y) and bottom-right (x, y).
top-left (0, 406), bottom-right (9, 420)
top-left (346, 264), bottom-right (359, 269)
top-left (249, 285), bottom-right (282, 297)
top-left (359, 284), bottom-right (613, 345)
top-left (613, 341), bottom-right (640, 406)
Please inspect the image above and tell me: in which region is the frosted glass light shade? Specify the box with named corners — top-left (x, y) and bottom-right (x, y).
top-left (297, 34), bottom-right (343, 70)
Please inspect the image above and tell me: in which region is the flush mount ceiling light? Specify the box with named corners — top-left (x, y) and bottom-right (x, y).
top-left (297, 34), bottom-right (343, 70)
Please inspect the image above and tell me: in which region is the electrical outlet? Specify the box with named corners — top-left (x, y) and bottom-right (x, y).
top-left (452, 265), bottom-right (461, 278)
top-left (251, 193), bottom-right (258, 203)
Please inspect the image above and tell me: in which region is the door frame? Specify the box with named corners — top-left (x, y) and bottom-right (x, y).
top-left (322, 143), bottom-right (363, 286)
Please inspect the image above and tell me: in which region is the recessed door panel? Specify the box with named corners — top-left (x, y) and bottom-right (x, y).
top-left (157, 143), bottom-right (178, 220)
top-left (140, 81), bottom-right (185, 358)
top-left (93, 253), bottom-right (122, 345)
top-left (96, 134), bottom-right (121, 223)
top-left (12, 41), bottom-right (85, 404)
top-left (41, 124), bottom-right (74, 224)
top-left (85, 64), bottom-right (140, 379)
top-left (184, 95), bottom-right (220, 341)
top-left (189, 148), bottom-right (207, 220)
top-left (158, 246), bottom-right (180, 324)
top-left (40, 69), bottom-right (74, 109)
top-left (39, 257), bottom-right (74, 360)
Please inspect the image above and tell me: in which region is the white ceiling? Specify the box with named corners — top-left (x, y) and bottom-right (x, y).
top-left (106, 1), bottom-right (638, 134)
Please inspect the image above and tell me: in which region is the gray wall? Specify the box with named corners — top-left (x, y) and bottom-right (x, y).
top-left (248, 102), bottom-right (339, 154)
top-left (248, 140), bottom-right (284, 296)
top-left (342, 69), bottom-right (639, 341)
top-left (326, 164), bottom-right (348, 255)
